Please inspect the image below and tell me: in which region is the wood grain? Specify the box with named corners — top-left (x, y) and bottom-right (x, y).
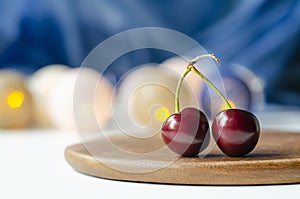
top-left (65, 132), bottom-right (300, 185)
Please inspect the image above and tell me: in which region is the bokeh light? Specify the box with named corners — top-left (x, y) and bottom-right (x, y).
top-left (7, 91), bottom-right (24, 109)
top-left (155, 107), bottom-right (171, 122)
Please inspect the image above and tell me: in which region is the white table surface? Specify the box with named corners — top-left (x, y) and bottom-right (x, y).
top-left (1, 107), bottom-right (300, 199)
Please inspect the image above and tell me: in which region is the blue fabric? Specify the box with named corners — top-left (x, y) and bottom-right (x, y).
top-left (0, 0), bottom-right (299, 105)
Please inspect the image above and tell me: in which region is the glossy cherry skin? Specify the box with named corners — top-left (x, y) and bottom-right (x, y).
top-left (161, 107), bottom-right (210, 156)
top-left (212, 109), bottom-right (260, 157)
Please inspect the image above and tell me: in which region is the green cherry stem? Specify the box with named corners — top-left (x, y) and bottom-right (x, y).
top-left (175, 67), bottom-right (191, 113)
top-left (174, 54), bottom-right (227, 113)
top-left (189, 54), bottom-right (221, 65)
top-left (190, 66), bottom-right (232, 109)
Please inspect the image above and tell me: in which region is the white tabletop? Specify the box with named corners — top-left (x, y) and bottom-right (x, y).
top-left (1, 107), bottom-right (300, 199)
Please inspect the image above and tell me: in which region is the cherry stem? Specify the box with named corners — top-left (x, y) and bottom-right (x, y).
top-left (190, 66), bottom-right (232, 109)
top-left (175, 68), bottom-right (191, 113)
top-left (174, 54), bottom-right (232, 113)
top-left (189, 54), bottom-right (221, 65)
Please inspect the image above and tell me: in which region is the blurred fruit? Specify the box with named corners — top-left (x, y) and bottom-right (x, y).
top-left (0, 70), bottom-right (33, 129)
top-left (114, 65), bottom-right (198, 138)
top-left (28, 64), bottom-right (69, 127)
top-left (47, 67), bottom-right (113, 132)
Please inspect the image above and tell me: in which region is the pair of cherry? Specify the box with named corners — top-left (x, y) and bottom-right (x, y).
top-left (161, 54), bottom-right (260, 157)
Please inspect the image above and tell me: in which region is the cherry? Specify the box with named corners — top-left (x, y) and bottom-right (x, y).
top-left (160, 53), bottom-right (261, 157)
top-left (212, 109), bottom-right (260, 157)
top-left (185, 55), bottom-right (261, 157)
top-left (160, 54), bottom-right (218, 156)
top-left (161, 107), bottom-right (209, 156)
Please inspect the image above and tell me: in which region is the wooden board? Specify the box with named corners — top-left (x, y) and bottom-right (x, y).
top-left (65, 132), bottom-right (300, 185)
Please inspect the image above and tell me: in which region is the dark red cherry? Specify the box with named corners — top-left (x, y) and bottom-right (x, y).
top-left (161, 107), bottom-right (210, 156)
top-left (212, 109), bottom-right (260, 157)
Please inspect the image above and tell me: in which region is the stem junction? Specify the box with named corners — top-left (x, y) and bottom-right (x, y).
top-left (174, 54), bottom-right (232, 113)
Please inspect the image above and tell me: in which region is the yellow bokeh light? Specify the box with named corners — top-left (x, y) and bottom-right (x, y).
top-left (220, 100), bottom-right (235, 111)
top-left (7, 91), bottom-right (24, 109)
top-left (155, 107), bottom-right (171, 122)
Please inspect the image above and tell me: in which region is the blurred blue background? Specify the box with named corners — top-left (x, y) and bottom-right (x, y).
top-left (0, 0), bottom-right (300, 106)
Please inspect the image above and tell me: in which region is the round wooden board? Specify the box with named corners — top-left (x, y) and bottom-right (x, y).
top-left (65, 132), bottom-right (300, 185)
